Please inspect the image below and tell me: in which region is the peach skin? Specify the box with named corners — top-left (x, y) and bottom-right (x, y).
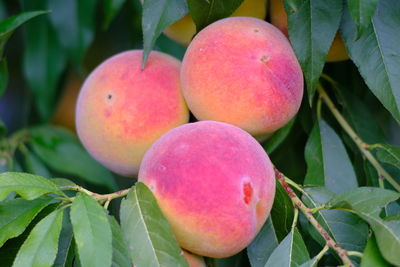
top-left (180, 17), bottom-right (303, 138)
top-left (139, 121), bottom-right (276, 258)
top-left (76, 50), bottom-right (189, 177)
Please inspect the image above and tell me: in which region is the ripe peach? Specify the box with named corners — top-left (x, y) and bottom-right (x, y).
top-left (162, 0), bottom-right (268, 46)
top-left (76, 50), bottom-right (189, 177)
top-left (270, 0), bottom-right (348, 62)
top-left (180, 17), bottom-right (303, 138)
top-left (139, 121), bottom-right (276, 258)
top-left (52, 72), bottom-right (83, 133)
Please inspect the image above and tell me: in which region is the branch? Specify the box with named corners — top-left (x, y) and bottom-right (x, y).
top-left (316, 84), bottom-right (400, 192)
top-left (63, 185), bottom-right (130, 203)
top-left (274, 168), bottom-right (354, 267)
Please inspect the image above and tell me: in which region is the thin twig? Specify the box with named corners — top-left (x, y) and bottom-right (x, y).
top-left (65, 186), bottom-right (130, 202)
top-left (274, 168), bottom-right (354, 267)
top-left (317, 84), bottom-right (400, 192)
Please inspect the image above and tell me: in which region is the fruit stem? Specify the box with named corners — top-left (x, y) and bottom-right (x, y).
top-left (274, 168), bottom-right (354, 267)
top-left (317, 83), bottom-right (400, 192)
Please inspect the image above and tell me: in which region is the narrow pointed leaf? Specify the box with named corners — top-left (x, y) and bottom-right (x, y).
top-left (142, 0), bottom-right (188, 68)
top-left (109, 216), bottom-right (131, 267)
top-left (0, 197), bottom-right (52, 247)
top-left (0, 10), bottom-right (49, 56)
top-left (54, 208), bottom-right (74, 267)
top-left (103, 0), bottom-right (126, 30)
top-left (0, 172), bottom-right (64, 201)
top-left (264, 228), bottom-right (309, 266)
top-left (304, 120), bottom-right (358, 193)
top-left (12, 208), bottom-right (64, 267)
top-left (284, 0), bottom-right (343, 102)
top-left (70, 193), bottom-right (112, 267)
top-left (301, 187), bottom-right (369, 252)
top-left (362, 214), bottom-right (400, 265)
top-left (340, 0), bottom-right (400, 122)
top-left (29, 126), bottom-right (117, 190)
top-left (271, 182), bottom-right (294, 241)
top-left (187, 0), bottom-right (243, 31)
top-left (361, 235), bottom-right (390, 267)
top-left (23, 150), bottom-right (51, 178)
top-left (347, 0), bottom-right (380, 38)
top-left (373, 144), bottom-right (400, 170)
top-left (263, 117), bottom-right (296, 154)
top-left (247, 217), bottom-right (279, 267)
top-left (47, 0), bottom-right (97, 70)
top-left (326, 187), bottom-right (400, 217)
top-left (120, 182), bottom-right (188, 267)
top-left (21, 0), bottom-right (67, 120)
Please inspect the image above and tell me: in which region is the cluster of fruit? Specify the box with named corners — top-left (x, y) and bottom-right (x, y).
top-left (71, 0), bottom-right (346, 264)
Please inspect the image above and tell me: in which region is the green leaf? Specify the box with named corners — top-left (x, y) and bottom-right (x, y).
top-left (374, 144), bottom-right (400, 170)
top-left (0, 58), bottom-right (7, 97)
top-left (340, 0), bottom-right (400, 123)
top-left (361, 234), bottom-right (390, 267)
top-left (247, 217), bottom-right (279, 267)
top-left (263, 117), bottom-right (296, 154)
top-left (47, 0), bottom-right (97, 70)
top-left (29, 125), bottom-right (117, 190)
top-left (12, 208), bottom-right (64, 267)
top-left (108, 216), bottom-right (131, 267)
top-left (54, 208), bottom-right (74, 267)
top-left (70, 193), bottom-right (112, 267)
top-left (120, 183), bottom-right (188, 267)
top-left (284, 0), bottom-right (343, 102)
top-left (304, 120), bottom-right (358, 193)
top-left (271, 182), bottom-right (294, 241)
top-left (265, 228), bottom-right (310, 266)
top-left (103, 0), bottom-right (126, 30)
top-left (0, 197), bottom-right (52, 247)
top-left (0, 172), bottom-right (65, 201)
top-left (23, 150), bottom-right (51, 178)
top-left (302, 187), bottom-right (369, 252)
top-left (364, 215), bottom-right (400, 265)
top-left (0, 10), bottom-right (49, 57)
top-left (142, 0), bottom-right (188, 68)
top-left (327, 187), bottom-right (400, 217)
top-left (187, 0), bottom-right (243, 31)
top-left (335, 86), bottom-right (386, 144)
top-left (347, 0), bottom-right (379, 38)
top-left (51, 178), bottom-right (77, 189)
top-left (21, 0), bottom-right (67, 120)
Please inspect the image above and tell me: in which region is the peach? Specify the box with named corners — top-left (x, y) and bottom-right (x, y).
top-left (270, 0), bottom-right (348, 62)
top-left (138, 121), bottom-right (276, 258)
top-left (76, 50), bottom-right (189, 177)
top-left (180, 17), bottom-right (303, 138)
top-left (164, 0), bottom-right (268, 46)
top-left (52, 72), bottom-right (83, 133)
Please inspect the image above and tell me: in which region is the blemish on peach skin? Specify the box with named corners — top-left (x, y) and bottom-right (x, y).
top-left (243, 182), bottom-right (253, 204)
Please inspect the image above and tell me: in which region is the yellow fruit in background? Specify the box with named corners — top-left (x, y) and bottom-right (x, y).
top-left (52, 72), bottom-right (83, 133)
top-left (269, 0), bottom-right (348, 62)
top-left (158, 0), bottom-right (268, 46)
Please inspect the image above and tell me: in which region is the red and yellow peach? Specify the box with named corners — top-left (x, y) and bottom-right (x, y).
top-left (180, 17), bottom-right (303, 138)
top-left (76, 50), bottom-right (189, 177)
top-left (139, 121), bottom-right (276, 257)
